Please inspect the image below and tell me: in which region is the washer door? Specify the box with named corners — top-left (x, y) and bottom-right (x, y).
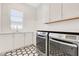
top-left (49, 38), bottom-right (78, 56)
top-left (36, 36), bottom-right (46, 54)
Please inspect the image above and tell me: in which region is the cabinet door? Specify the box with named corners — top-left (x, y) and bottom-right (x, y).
top-left (25, 32), bottom-right (33, 46)
top-left (14, 33), bottom-right (24, 49)
top-left (32, 32), bottom-right (36, 46)
top-left (0, 4), bottom-right (1, 32)
top-left (63, 3), bottom-right (79, 19)
top-left (37, 4), bottom-right (50, 23)
top-left (50, 3), bottom-right (62, 21)
top-left (0, 34), bottom-right (13, 52)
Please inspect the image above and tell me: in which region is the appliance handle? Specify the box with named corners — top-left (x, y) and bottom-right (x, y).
top-left (37, 36), bottom-right (46, 39)
top-left (50, 39), bottom-right (77, 47)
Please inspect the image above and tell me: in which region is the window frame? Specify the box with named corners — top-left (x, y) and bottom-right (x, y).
top-left (10, 9), bottom-right (23, 32)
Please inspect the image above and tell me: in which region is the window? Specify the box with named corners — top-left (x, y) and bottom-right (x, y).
top-left (10, 9), bottom-right (23, 31)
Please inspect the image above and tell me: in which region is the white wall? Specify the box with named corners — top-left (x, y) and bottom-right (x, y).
top-left (0, 3), bottom-right (36, 33)
top-left (0, 3), bottom-right (36, 53)
top-left (36, 3), bottom-right (79, 32)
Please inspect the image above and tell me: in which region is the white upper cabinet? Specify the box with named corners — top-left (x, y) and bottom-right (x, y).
top-left (0, 4), bottom-right (1, 32)
top-left (63, 3), bottom-right (79, 19)
top-left (37, 4), bottom-right (50, 23)
top-left (37, 3), bottom-right (62, 23)
top-left (50, 3), bottom-right (62, 21)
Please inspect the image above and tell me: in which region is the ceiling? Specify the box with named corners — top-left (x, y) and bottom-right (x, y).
top-left (27, 3), bottom-right (40, 8)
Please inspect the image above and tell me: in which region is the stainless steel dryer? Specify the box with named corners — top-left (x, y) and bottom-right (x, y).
top-left (49, 33), bottom-right (78, 56)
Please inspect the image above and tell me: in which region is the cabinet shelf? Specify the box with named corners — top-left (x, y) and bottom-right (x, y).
top-left (45, 17), bottom-right (79, 24)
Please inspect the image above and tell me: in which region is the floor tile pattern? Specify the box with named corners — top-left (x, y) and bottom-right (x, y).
top-left (4, 45), bottom-right (43, 56)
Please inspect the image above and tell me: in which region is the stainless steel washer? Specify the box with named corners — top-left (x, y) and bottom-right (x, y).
top-left (36, 32), bottom-right (48, 55)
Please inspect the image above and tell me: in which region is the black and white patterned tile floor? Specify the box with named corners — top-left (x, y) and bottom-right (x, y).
top-left (4, 45), bottom-right (43, 56)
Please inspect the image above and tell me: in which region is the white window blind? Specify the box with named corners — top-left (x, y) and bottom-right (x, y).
top-left (10, 9), bottom-right (23, 31)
